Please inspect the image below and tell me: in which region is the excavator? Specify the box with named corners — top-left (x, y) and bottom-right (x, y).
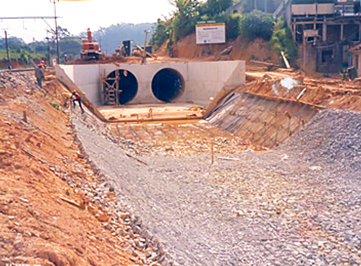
top-left (80, 28), bottom-right (101, 61)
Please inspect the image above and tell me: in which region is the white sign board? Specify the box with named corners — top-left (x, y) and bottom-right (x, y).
top-left (196, 21), bottom-right (226, 44)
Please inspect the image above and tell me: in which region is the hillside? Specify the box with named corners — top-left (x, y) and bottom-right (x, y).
top-left (0, 71), bottom-right (163, 265)
top-left (157, 33), bottom-right (279, 64)
top-left (93, 23), bottom-right (154, 55)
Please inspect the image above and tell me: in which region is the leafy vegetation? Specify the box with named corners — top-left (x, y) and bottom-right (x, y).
top-left (239, 10), bottom-right (274, 41)
top-left (151, 20), bottom-right (173, 49)
top-left (225, 13), bottom-right (242, 40)
top-left (172, 0), bottom-right (201, 41)
top-left (200, 0), bottom-right (234, 17)
top-left (151, 0), bottom-right (277, 49)
top-left (241, 0), bottom-right (283, 13)
top-left (152, 0), bottom-right (226, 49)
top-left (0, 26), bottom-right (81, 66)
top-left (150, 0), bottom-right (298, 65)
top-left (49, 100), bottom-right (62, 111)
top-left (270, 19), bottom-right (298, 65)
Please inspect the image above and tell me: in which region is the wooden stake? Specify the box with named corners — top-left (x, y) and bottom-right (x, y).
top-left (23, 111), bottom-right (27, 123)
top-left (274, 110), bottom-right (278, 146)
top-left (296, 88), bottom-right (307, 101)
top-left (285, 111), bottom-right (292, 136)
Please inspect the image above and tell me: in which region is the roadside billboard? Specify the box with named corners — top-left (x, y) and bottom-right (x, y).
top-left (196, 20), bottom-right (226, 44)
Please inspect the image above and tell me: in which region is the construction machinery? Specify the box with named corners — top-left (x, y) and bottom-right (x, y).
top-left (80, 28), bottom-right (101, 61)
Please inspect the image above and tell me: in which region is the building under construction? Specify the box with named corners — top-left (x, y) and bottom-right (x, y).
top-left (275, 0), bottom-right (361, 73)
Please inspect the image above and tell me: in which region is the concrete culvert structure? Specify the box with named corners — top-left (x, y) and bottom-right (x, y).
top-left (152, 68), bottom-right (185, 103)
top-left (103, 70), bottom-right (138, 105)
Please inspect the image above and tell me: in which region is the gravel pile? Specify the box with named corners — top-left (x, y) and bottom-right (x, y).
top-left (281, 109), bottom-right (361, 178)
top-left (0, 72), bottom-right (38, 90)
top-left (72, 107), bottom-right (361, 266)
top-left (71, 113), bottom-right (172, 265)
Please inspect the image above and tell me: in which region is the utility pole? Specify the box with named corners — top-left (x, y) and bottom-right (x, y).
top-left (0, 17), bottom-right (62, 67)
top-left (142, 30), bottom-right (151, 65)
top-left (53, 0), bottom-right (60, 64)
top-left (4, 30), bottom-right (10, 69)
top-left (46, 37), bottom-right (51, 65)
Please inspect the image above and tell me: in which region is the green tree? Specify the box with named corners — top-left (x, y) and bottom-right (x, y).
top-left (172, 0), bottom-right (201, 40)
top-left (201, 0), bottom-right (234, 16)
top-left (226, 13), bottom-right (242, 40)
top-left (271, 19), bottom-right (298, 64)
top-left (0, 37), bottom-right (28, 51)
top-left (150, 19), bottom-right (173, 49)
top-left (92, 23), bottom-right (154, 54)
top-left (240, 0), bottom-right (283, 14)
top-left (239, 10), bottom-right (274, 41)
top-left (28, 41), bottom-right (47, 53)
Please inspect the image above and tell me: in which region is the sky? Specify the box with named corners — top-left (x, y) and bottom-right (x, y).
top-left (0, 0), bottom-right (175, 43)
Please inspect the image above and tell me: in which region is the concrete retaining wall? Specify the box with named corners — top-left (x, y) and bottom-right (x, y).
top-left (56, 61), bottom-right (245, 106)
top-left (207, 92), bottom-right (320, 148)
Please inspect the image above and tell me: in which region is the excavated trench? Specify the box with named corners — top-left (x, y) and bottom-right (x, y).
top-left (72, 103), bottom-right (361, 265)
top-left (72, 77), bottom-right (361, 266)
top-left (152, 68), bottom-right (184, 103)
top-left (101, 93), bottom-right (320, 150)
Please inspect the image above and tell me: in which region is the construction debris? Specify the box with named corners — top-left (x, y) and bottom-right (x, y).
top-left (248, 60), bottom-right (278, 71)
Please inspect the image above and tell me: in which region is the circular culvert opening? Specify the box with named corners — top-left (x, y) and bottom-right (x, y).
top-left (151, 68), bottom-right (185, 103)
top-left (103, 69), bottom-right (138, 105)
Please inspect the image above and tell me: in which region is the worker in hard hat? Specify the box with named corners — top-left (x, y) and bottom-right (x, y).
top-left (40, 60), bottom-right (47, 69)
top-left (35, 62), bottom-right (45, 88)
top-left (72, 90), bottom-right (85, 114)
top-left (64, 54), bottom-right (69, 64)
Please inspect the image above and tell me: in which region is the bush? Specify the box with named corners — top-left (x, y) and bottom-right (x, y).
top-left (211, 13), bottom-right (242, 41)
top-left (240, 10), bottom-right (274, 42)
top-left (173, 15), bottom-right (198, 41)
top-left (49, 101), bottom-right (62, 111)
top-left (151, 20), bottom-right (172, 48)
top-left (201, 0), bottom-right (233, 17)
top-left (226, 14), bottom-right (242, 40)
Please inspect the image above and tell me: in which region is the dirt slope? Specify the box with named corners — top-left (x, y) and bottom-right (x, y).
top-left (169, 34), bottom-right (279, 63)
top-left (0, 72), bottom-right (161, 265)
top-left (242, 73), bottom-right (361, 111)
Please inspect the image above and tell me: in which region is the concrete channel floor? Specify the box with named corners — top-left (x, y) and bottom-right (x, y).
top-left (72, 109), bottom-right (361, 266)
top-left (98, 103), bottom-right (204, 121)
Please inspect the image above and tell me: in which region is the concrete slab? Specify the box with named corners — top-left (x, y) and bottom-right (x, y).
top-left (99, 103), bottom-right (203, 121)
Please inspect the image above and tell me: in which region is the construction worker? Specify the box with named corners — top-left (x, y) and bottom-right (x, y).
top-left (40, 60), bottom-right (47, 69)
top-left (64, 54), bottom-right (69, 64)
top-left (35, 62), bottom-right (45, 88)
top-left (121, 45), bottom-right (126, 56)
top-left (72, 90), bottom-right (85, 114)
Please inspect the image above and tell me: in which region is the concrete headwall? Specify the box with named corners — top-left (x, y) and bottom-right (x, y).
top-left (56, 61), bottom-right (245, 106)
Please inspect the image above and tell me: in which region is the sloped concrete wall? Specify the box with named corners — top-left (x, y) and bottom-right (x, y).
top-left (207, 92), bottom-right (320, 148)
top-left (56, 61), bottom-right (245, 106)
